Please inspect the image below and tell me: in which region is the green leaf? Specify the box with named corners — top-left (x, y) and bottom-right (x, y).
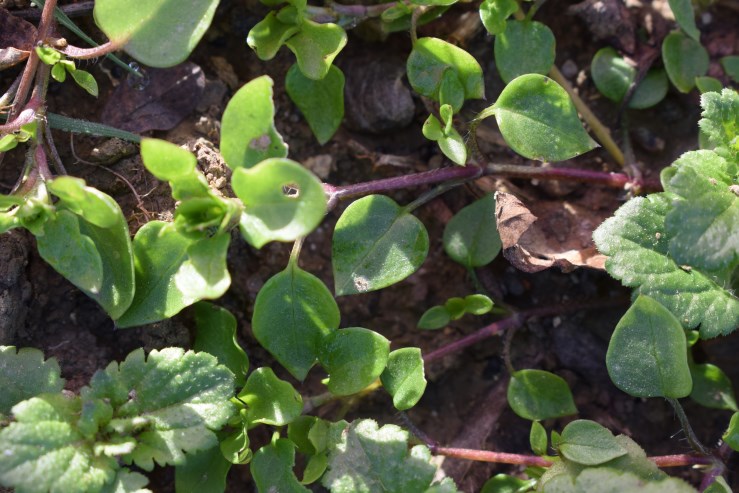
top-left (443, 193), bottom-right (501, 268)
top-left (302, 452), bottom-right (328, 484)
top-left (286, 64), bottom-right (344, 145)
top-left (174, 445), bottom-right (231, 493)
top-left (479, 0), bottom-right (518, 35)
top-left (722, 56), bottom-right (739, 82)
top-left (220, 76), bottom-right (288, 170)
top-left (332, 195), bottom-right (429, 296)
top-left (723, 412), bottom-right (739, 451)
top-left (319, 328), bottom-right (390, 396)
top-left (422, 114), bottom-right (467, 165)
top-left (661, 150), bottom-right (738, 271)
top-left (93, 0), bottom-right (219, 67)
top-left (0, 394), bottom-right (118, 493)
top-left (115, 222), bottom-right (230, 328)
top-left (418, 305), bottom-right (451, 330)
top-left (380, 347), bottom-right (427, 410)
top-left (542, 467), bottom-right (695, 493)
top-left (69, 69), bottom-right (99, 97)
top-left (252, 438), bottom-right (310, 493)
top-left (444, 297), bottom-right (466, 320)
top-left (591, 47), bottom-right (635, 102)
top-left (322, 420), bottom-right (438, 493)
top-left (48, 177), bottom-right (117, 227)
top-left (481, 474), bottom-right (533, 493)
top-left (494, 20), bottom-right (556, 84)
top-left (193, 302), bottom-right (249, 387)
top-left (606, 295), bottom-right (692, 398)
top-left (439, 68), bottom-right (465, 112)
top-left (51, 61), bottom-right (67, 81)
top-left (704, 477), bottom-right (732, 493)
top-left (140, 138), bottom-right (210, 200)
top-left (0, 134), bottom-right (18, 152)
top-left (507, 369), bottom-right (578, 421)
top-left (699, 89), bottom-right (738, 160)
top-left (629, 69), bottom-right (668, 109)
top-left (102, 469), bottom-right (152, 493)
top-left (464, 294), bottom-right (494, 315)
top-left (558, 420), bottom-right (627, 466)
top-left (252, 263), bottom-right (339, 380)
top-left (233, 158), bottom-right (327, 248)
top-left (426, 478), bottom-right (461, 493)
top-left (530, 421), bottom-right (548, 456)
top-left (407, 37), bottom-right (484, 106)
top-left (247, 12), bottom-right (300, 61)
top-left (668, 0), bottom-right (700, 42)
top-left (492, 74), bottom-right (598, 161)
top-left (285, 20), bottom-right (347, 80)
top-left (695, 76), bottom-right (723, 94)
top-left (662, 31), bottom-right (709, 93)
top-left (85, 348), bottom-right (236, 471)
top-left (0, 346), bottom-right (64, 416)
top-left (288, 416), bottom-right (321, 455)
top-left (690, 362), bottom-right (738, 411)
top-left (238, 367), bottom-right (303, 426)
top-left (593, 193), bottom-right (739, 337)
top-left (35, 45), bottom-right (62, 65)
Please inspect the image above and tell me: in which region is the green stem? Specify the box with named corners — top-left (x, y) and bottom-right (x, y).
top-left (289, 237), bottom-right (305, 267)
top-left (666, 398), bottom-right (712, 456)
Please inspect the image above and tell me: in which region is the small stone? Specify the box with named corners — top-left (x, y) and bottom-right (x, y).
top-left (304, 154), bottom-right (334, 179)
top-left (561, 59), bottom-right (579, 79)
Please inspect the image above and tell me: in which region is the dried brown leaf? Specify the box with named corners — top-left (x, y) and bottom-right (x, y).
top-left (0, 8), bottom-right (36, 69)
top-left (495, 192), bottom-right (607, 273)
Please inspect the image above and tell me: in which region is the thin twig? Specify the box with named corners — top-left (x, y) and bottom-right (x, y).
top-left (431, 445), bottom-right (554, 467)
top-left (60, 41), bottom-right (122, 60)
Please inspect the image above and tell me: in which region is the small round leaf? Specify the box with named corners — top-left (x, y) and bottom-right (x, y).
top-left (443, 193), bottom-right (501, 267)
top-left (591, 47), bottom-right (635, 102)
top-left (559, 420), bottom-right (628, 466)
top-left (507, 369), bottom-right (578, 421)
top-left (662, 31), bottom-right (709, 93)
top-left (629, 68), bottom-right (668, 109)
top-left (417, 305), bottom-right (451, 330)
top-left (494, 20), bottom-right (555, 84)
top-left (319, 327), bottom-right (390, 396)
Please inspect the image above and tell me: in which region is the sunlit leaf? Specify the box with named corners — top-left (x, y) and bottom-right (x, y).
top-left (380, 347), bottom-right (427, 410)
top-left (494, 20), bottom-right (555, 83)
top-left (0, 346), bottom-right (64, 416)
top-left (558, 420), bottom-right (627, 466)
top-left (286, 64), bottom-right (344, 144)
top-left (237, 367), bottom-right (303, 426)
top-left (507, 369), bottom-right (577, 421)
top-left (320, 327), bottom-right (389, 396)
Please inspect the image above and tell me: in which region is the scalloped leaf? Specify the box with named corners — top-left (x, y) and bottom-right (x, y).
top-left (93, 0), bottom-right (219, 67)
top-left (699, 89), bottom-right (738, 161)
top-left (84, 348), bottom-right (236, 471)
top-left (380, 347), bottom-right (427, 410)
top-left (252, 263), bottom-right (339, 380)
top-left (593, 193), bottom-right (739, 337)
top-left (332, 195), bottom-right (429, 296)
top-left (0, 346), bottom-right (64, 416)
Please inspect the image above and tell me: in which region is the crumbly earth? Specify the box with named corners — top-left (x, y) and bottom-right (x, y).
top-left (0, 0), bottom-right (737, 491)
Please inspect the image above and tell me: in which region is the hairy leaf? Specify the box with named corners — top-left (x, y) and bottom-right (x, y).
top-left (333, 195), bottom-right (429, 296)
top-left (494, 20), bottom-right (556, 84)
top-left (380, 348), bottom-right (427, 410)
top-left (252, 263), bottom-right (339, 380)
top-left (0, 346), bottom-right (64, 416)
top-left (193, 303), bottom-right (249, 387)
top-left (252, 439), bottom-right (310, 493)
top-left (238, 367), bottom-right (303, 426)
top-left (320, 328), bottom-right (390, 396)
top-left (699, 89), bottom-right (738, 160)
top-left (102, 469), bottom-right (152, 493)
top-left (443, 193), bottom-right (501, 268)
top-left (286, 64), bottom-right (345, 144)
top-left (507, 369), bottom-right (578, 421)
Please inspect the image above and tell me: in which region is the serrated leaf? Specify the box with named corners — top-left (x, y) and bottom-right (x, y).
top-left (285, 20), bottom-right (347, 80)
top-left (559, 420), bottom-right (627, 466)
top-left (407, 37), bottom-right (484, 107)
top-left (252, 439), bottom-right (310, 493)
top-left (93, 0), bottom-right (218, 67)
top-left (479, 0), bottom-right (518, 35)
top-left (174, 446), bottom-right (230, 493)
top-left (85, 348), bottom-right (236, 471)
top-left (252, 263), bottom-right (339, 380)
top-left (661, 150), bottom-right (738, 271)
top-left (286, 64), bottom-right (344, 144)
top-left (418, 305), bottom-right (451, 330)
top-left (238, 367), bottom-right (303, 426)
top-left (662, 31), bottom-right (708, 93)
top-left (380, 348), bottom-right (427, 410)
top-left (193, 302), bottom-right (249, 387)
top-left (507, 369), bottom-right (578, 421)
top-left (233, 158), bottom-right (327, 248)
top-left (699, 89), bottom-right (738, 160)
top-left (494, 20), bottom-right (555, 84)
top-left (606, 295), bottom-right (692, 398)
top-left (591, 47), bottom-right (635, 102)
top-left (443, 193), bottom-right (501, 268)
top-left (102, 469), bottom-right (152, 493)
top-left (492, 74), bottom-right (598, 161)
top-left (220, 76), bottom-right (288, 170)
top-left (322, 419), bottom-right (437, 493)
top-left (668, 0), bottom-right (700, 42)
top-left (690, 362), bottom-right (738, 411)
top-left (320, 328), bottom-right (389, 396)
top-left (0, 346), bottom-right (64, 416)
top-left (0, 394), bottom-right (118, 493)
top-left (116, 222), bottom-right (230, 328)
top-left (332, 195), bottom-right (429, 296)
top-left (530, 421), bottom-right (547, 456)
top-left (629, 69), bottom-right (669, 109)
top-left (593, 193), bottom-right (739, 337)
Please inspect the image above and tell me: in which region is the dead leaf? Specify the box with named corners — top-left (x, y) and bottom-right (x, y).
top-left (0, 8), bottom-right (36, 69)
top-left (100, 62), bottom-right (205, 133)
top-left (495, 192), bottom-right (607, 273)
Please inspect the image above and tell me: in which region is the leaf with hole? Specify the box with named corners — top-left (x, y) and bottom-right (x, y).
top-left (237, 367), bottom-right (303, 426)
top-left (0, 346), bottom-right (64, 417)
top-left (220, 76), bottom-right (288, 170)
top-left (380, 347), bottom-right (427, 410)
top-left (252, 262), bottom-right (339, 380)
top-left (319, 327), bottom-right (389, 396)
top-left (286, 64), bottom-right (344, 145)
top-left (443, 193), bottom-right (501, 268)
top-left (233, 158), bottom-right (327, 248)
top-left (332, 195), bottom-right (429, 296)
top-left (591, 47), bottom-right (635, 102)
top-left (507, 369), bottom-right (578, 421)
top-left (494, 20), bottom-right (555, 84)
top-left (662, 31), bottom-right (708, 93)
top-left (93, 0), bottom-right (219, 67)
top-left (193, 303), bottom-right (249, 387)
top-left (491, 74), bottom-right (598, 161)
top-left (606, 295), bottom-right (692, 398)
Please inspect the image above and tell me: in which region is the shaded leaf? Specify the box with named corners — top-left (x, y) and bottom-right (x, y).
top-left (695, 76), bottom-right (723, 94)
top-left (418, 305), bottom-right (451, 330)
top-left (591, 47), bottom-right (635, 102)
top-left (333, 195), bottom-right (429, 296)
top-left (559, 420), bottom-right (627, 466)
top-left (320, 327), bottom-right (390, 396)
top-left (252, 439), bottom-right (310, 493)
top-left (662, 31), bottom-right (708, 93)
top-left (0, 346), bottom-right (64, 416)
top-left (668, 0), bottom-right (700, 42)
top-left (530, 421), bottom-right (548, 456)
top-left (479, 0), bottom-right (518, 35)
top-left (507, 369), bottom-right (578, 421)
top-left (174, 446), bottom-right (230, 493)
top-left (238, 367), bottom-right (303, 426)
top-left (629, 68), bottom-right (668, 109)
top-left (481, 474), bottom-right (533, 493)
top-left (723, 412), bottom-right (739, 452)
top-left (443, 193), bottom-right (501, 268)
top-left (380, 347), bottom-right (427, 410)
top-left (722, 56), bottom-right (739, 82)
top-left (690, 362), bottom-right (738, 411)
top-left (494, 20), bottom-right (556, 84)
top-left (193, 302), bottom-right (249, 387)
top-left (286, 64), bottom-right (345, 144)
top-left (102, 469), bottom-right (152, 493)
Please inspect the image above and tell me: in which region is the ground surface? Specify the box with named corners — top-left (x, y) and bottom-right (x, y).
top-left (1, 0), bottom-right (738, 491)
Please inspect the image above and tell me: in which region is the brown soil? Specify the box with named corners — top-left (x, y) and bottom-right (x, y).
top-left (1, 0), bottom-right (738, 491)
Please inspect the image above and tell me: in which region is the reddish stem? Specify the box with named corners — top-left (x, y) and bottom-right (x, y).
top-left (61, 41), bottom-right (121, 60)
top-left (432, 445), bottom-right (553, 467)
top-left (0, 104), bottom-right (38, 133)
top-left (649, 454), bottom-right (715, 468)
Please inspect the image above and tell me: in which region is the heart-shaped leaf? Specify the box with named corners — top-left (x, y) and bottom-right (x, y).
top-left (285, 64), bottom-right (345, 145)
top-left (320, 328), bottom-right (389, 396)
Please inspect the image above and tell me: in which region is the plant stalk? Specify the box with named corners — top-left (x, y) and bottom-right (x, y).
top-left (61, 41), bottom-right (122, 60)
top-left (431, 445), bottom-right (554, 467)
